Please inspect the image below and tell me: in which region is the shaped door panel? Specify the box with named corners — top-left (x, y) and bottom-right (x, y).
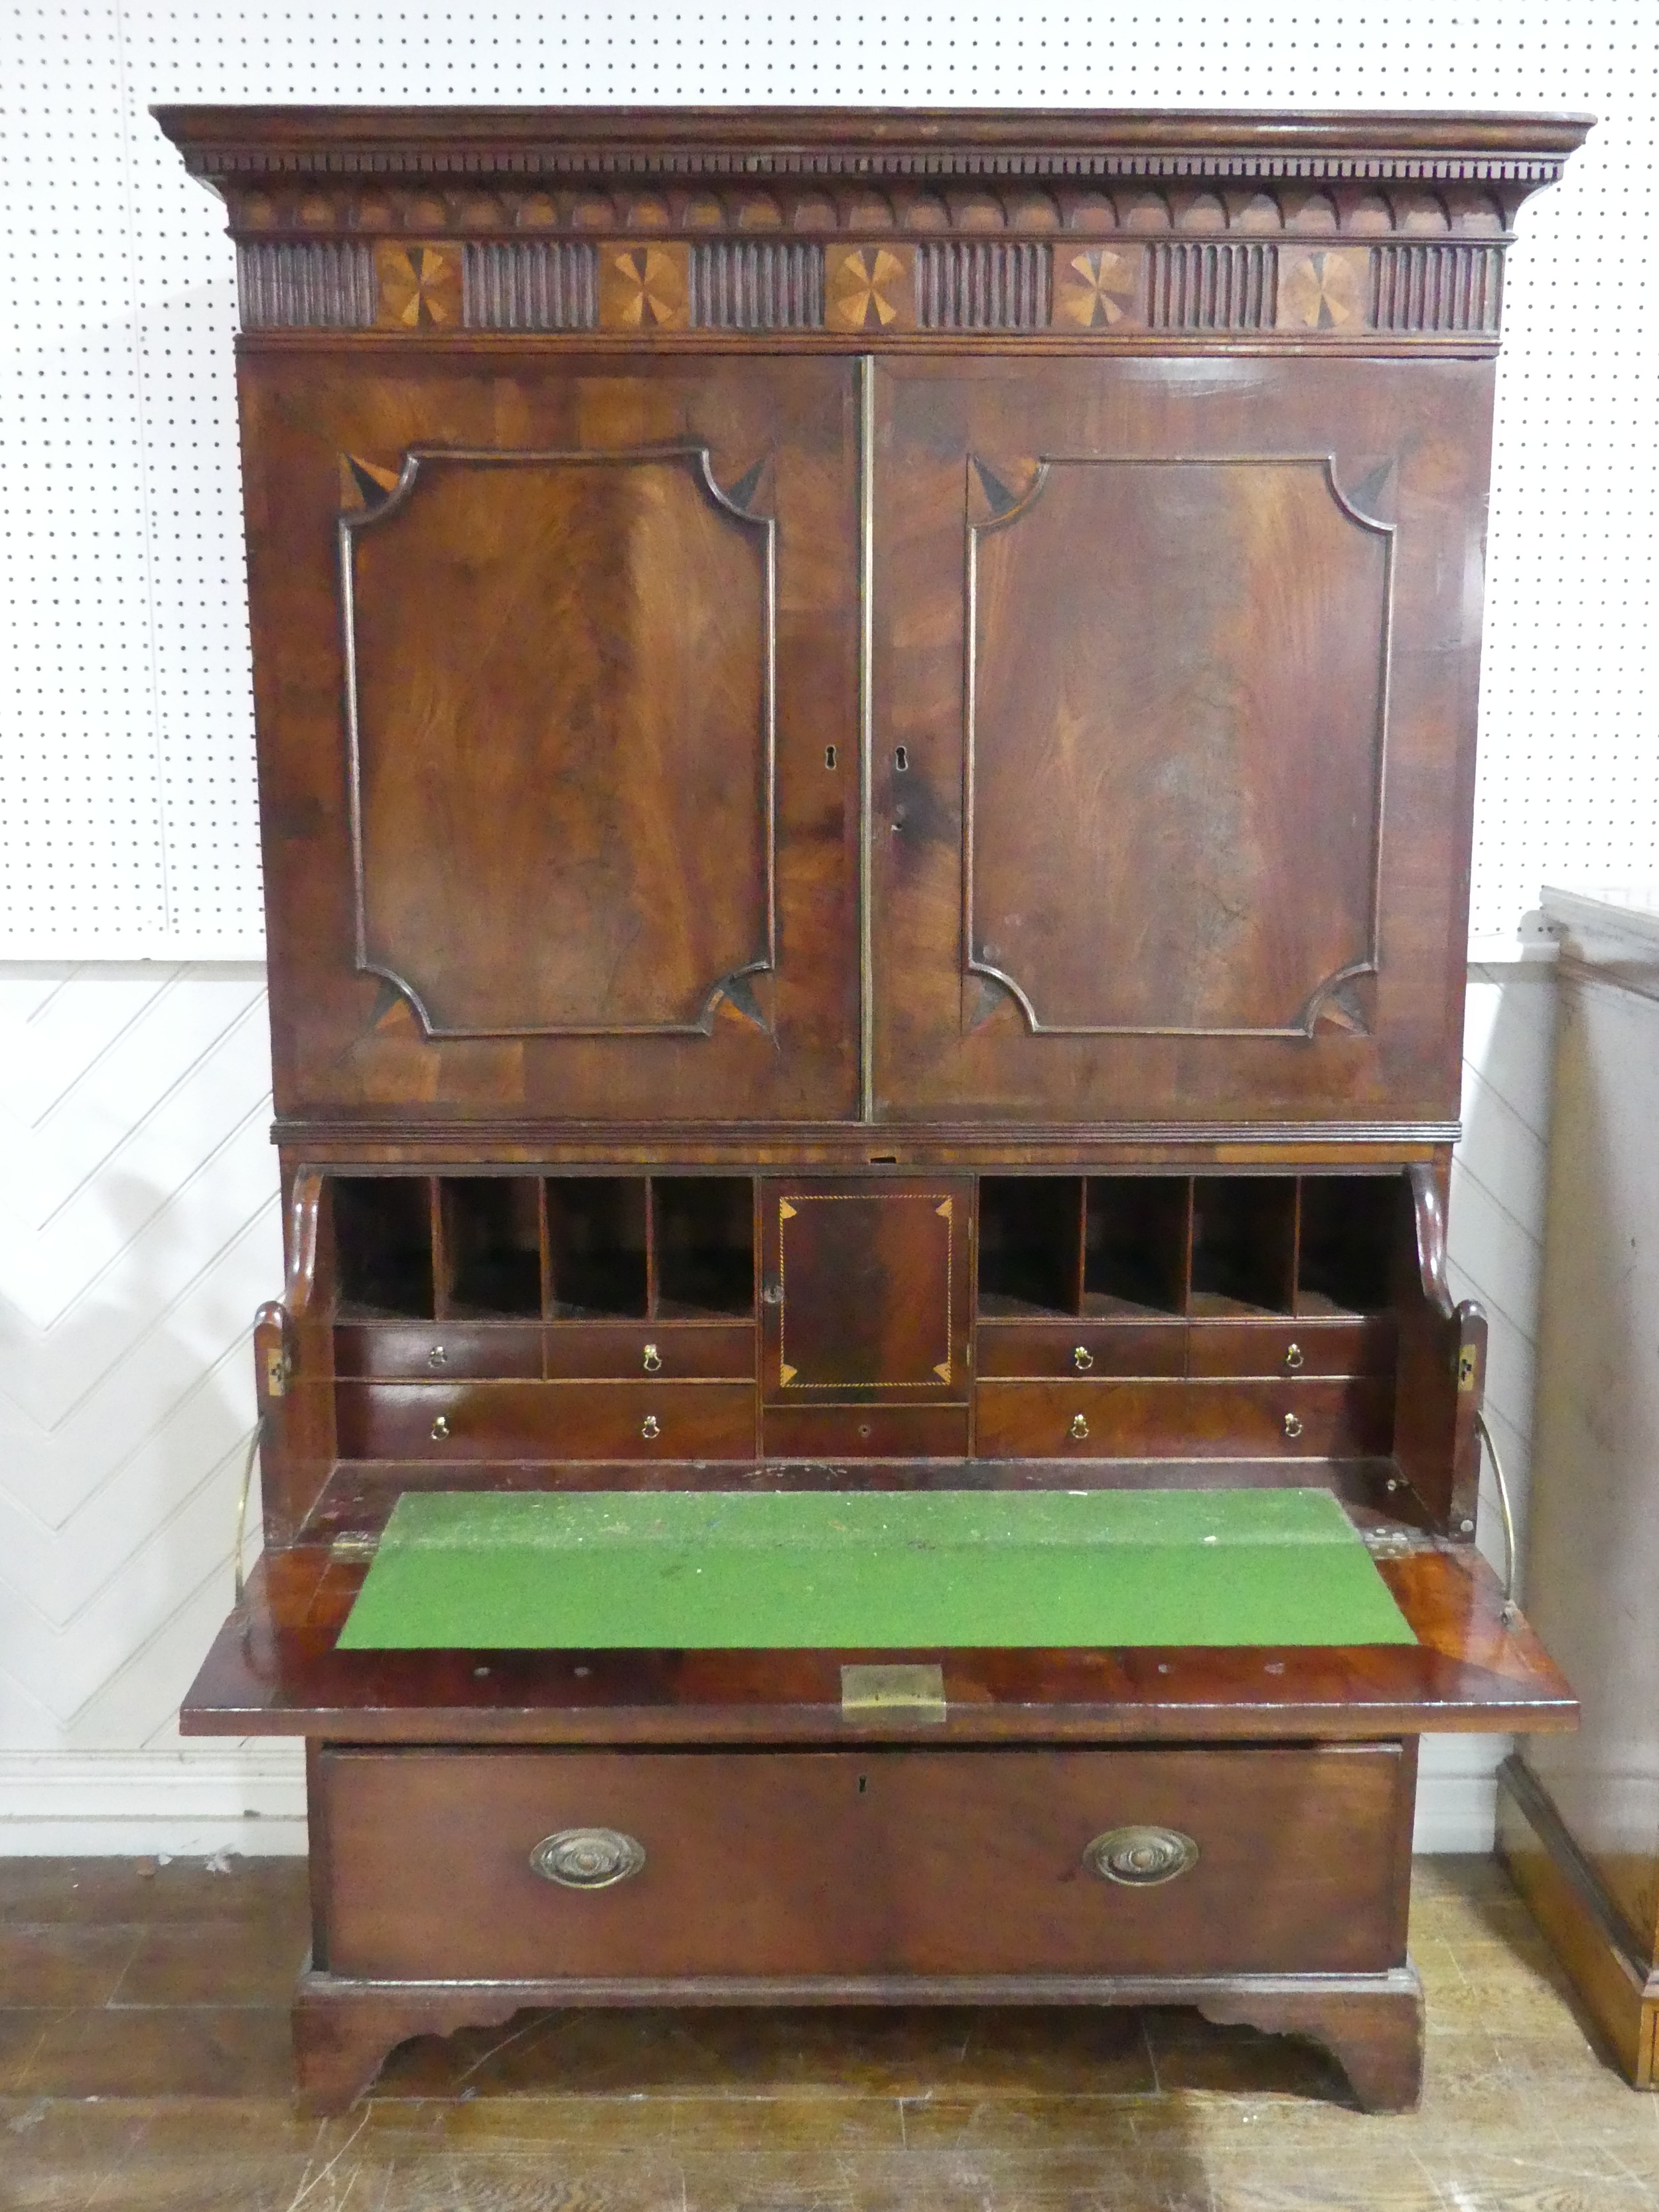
top-left (243, 352), bottom-right (860, 1124)
top-left (871, 355), bottom-right (1492, 1129)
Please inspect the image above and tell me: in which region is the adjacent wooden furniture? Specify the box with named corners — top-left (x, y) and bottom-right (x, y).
top-left (1499, 889), bottom-right (1659, 2082)
top-left (156, 103), bottom-right (1589, 2116)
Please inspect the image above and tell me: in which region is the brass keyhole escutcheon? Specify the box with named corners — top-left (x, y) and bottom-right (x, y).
top-left (427, 1344), bottom-right (448, 1369)
top-left (1284, 1342), bottom-right (1305, 1372)
top-left (1283, 1412), bottom-right (1303, 1439)
top-left (1072, 1345), bottom-right (1094, 1371)
top-left (1070, 1413), bottom-right (1090, 1441)
top-left (430, 1415), bottom-right (451, 1441)
top-left (640, 1414), bottom-right (660, 1441)
top-left (642, 1344), bottom-right (662, 1373)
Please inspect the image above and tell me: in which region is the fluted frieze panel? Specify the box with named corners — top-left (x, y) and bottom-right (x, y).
top-left (463, 241), bottom-right (597, 329)
top-left (916, 242), bottom-right (1050, 331)
top-left (1147, 242), bottom-right (1276, 332)
top-left (237, 240), bottom-right (376, 329)
top-left (1372, 244), bottom-right (1504, 334)
top-left (687, 242), bottom-right (824, 330)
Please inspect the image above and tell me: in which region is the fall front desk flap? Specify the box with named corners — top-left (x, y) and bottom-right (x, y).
top-left (337, 1487), bottom-right (1415, 1651)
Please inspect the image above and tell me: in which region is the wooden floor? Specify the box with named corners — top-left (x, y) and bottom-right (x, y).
top-left (0, 1855), bottom-right (1650, 2210)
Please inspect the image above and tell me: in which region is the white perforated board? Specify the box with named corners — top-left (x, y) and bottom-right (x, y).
top-left (2, 3), bottom-right (1654, 958)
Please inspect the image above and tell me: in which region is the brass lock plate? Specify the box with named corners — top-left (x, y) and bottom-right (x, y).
top-left (840, 1662), bottom-right (946, 1722)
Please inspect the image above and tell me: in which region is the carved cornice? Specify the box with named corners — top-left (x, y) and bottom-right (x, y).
top-left (155, 106), bottom-right (1590, 344)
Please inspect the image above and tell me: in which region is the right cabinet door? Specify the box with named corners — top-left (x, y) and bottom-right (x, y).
top-left (870, 355), bottom-right (1493, 1130)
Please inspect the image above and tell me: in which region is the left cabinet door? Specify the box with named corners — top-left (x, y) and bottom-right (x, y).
top-left (242, 352), bottom-right (861, 1126)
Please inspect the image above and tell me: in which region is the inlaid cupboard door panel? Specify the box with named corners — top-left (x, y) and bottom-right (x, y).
top-left (761, 1177), bottom-right (973, 1403)
top-left (242, 352), bottom-right (860, 1124)
top-left (871, 356), bottom-right (1493, 1130)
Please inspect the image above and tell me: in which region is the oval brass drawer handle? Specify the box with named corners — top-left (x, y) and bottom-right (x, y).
top-left (1086, 1825), bottom-right (1200, 1886)
top-left (429, 1414), bottom-right (451, 1441)
top-left (530, 1828), bottom-right (646, 1889)
top-left (1072, 1345), bottom-right (1094, 1372)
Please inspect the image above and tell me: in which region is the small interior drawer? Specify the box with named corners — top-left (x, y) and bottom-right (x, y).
top-left (974, 1378), bottom-right (1394, 1458)
top-left (975, 1320), bottom-right (1185, 1379)
top-left (334, 1322), bottom-right (542, 1381)
top-left (762, 1404), bottom-right (970, 1460)
top-left (335, 1380), bottom-right (757, 1461)
top-left (317, 1742), bottom-right (1409, 1983)
top-left (543, 1322), bottom-right (755, 1381)
top-left (1188, 1319), bottom-right (1397, 1379)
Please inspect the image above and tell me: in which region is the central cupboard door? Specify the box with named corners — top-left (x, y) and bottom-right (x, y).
top-left (241, 352), bottom-right (861, 1124)
top-left (869, 354), bottom-right (1493, 1129)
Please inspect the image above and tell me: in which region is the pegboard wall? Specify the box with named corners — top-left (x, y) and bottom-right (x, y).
top-left (2, 3), bottom-right (1654, 957)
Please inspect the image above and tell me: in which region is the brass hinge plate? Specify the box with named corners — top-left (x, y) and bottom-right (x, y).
top-left (839, 1662), bottom-right (946, 1721)
top-left (328, 1532), bottom-right (380, 1564)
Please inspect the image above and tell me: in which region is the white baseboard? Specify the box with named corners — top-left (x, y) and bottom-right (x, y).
top-left (0, 1749), bottom-right (308, 1856)
top-left (0, 1745), bottom-right (1500, 1859)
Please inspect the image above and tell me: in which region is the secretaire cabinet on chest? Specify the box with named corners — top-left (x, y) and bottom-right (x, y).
top-left (159, 104), bottom-right (1587, 2116)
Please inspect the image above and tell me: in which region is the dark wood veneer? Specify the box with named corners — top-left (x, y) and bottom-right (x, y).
top-left (157, 101), bottom-right (1587, 2116)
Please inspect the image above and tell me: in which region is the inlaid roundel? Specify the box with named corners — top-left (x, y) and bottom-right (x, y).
top-left (966, 454), bottom-right (1394, 1039)
top-left (341, 443), bottom-right (774, 1039)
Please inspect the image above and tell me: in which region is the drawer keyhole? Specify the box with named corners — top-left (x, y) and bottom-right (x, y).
top-left (1284, 1342), bottom-right (1305, 1372)
top-left (1283, 1412), bottom-right (1303, 1439)
top-left (1069, 1413), bottom-right (1090, 1441)
top-left (1072, 1345), bottom-right (1094, 1372)
top-left (640, 1414), bottom-right (660, 1441)
top-left (642, 1344), bottom-right (662, 1373)
top-left (427, 1345), bottom-right (448, 1369)
top-left (430, 1415), bottom-right (451, 1441)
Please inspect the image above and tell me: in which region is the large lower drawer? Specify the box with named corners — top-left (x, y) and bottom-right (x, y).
top-left (335, 1380), bottom-right (758, 1460)
top-left (974, 1378), bottom-right (1394, 1458)
top-left (317, 1742), bottom-right (1410, 1982)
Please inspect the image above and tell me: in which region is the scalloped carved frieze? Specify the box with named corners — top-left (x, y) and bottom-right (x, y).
top-left (218, 175), bottom-right (1526, 251)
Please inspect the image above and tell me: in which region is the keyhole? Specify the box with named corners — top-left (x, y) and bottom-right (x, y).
top-left (858, 1775), bottom-right (868, 1795)
top-left (824, 745), bottom-right (836, 769)
top-left (894, 746), bottom-right (908, 771)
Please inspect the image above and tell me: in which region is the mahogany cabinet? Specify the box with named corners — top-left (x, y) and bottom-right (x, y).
top-left (156, 103), bottom-right (1589, 2116)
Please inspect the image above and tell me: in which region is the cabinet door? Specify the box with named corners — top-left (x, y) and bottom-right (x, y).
top-left (761, 1177), bottom-right (973, 1402)
top-left (242, 352), bottom-right (860, 1125)
top-left (871, 356), bottom-right (1492, 1130)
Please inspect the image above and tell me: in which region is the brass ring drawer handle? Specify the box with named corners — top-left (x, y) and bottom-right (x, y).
top-left (430, 1415), bottom-right (451, 1441)
top-left (1072, 1345), bottom-right (1094, 1371)
top-left (1069, 1413), bottom-right (1090, 1441)
top-left (530, 1828), bottom-right (646, 1889)
top-left (1284, 1342), bottom-right (1305, 1372)
top-left (640, 1414), bottom-right (660, 1441)
top-left (1086, 1825), bottom-right (1200, 1886)
top-left (642, 1344), bottom-right (662, 1374)
top-left (1283, 1412), bottom-right (1303, 1439)
top-left (427, 1345), bottom-right (448, 1369)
